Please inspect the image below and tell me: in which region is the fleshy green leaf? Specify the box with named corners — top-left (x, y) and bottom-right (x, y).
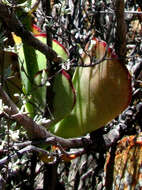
top-left (51, 38), bottom-right (132, 138)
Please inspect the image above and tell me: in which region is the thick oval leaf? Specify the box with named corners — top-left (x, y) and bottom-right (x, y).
top-left (34, 31), bottom-right (75, 121)
top-left (14, 25), bottom-right (75, 119)
top-left (52, 38), bottom-right (132, 138)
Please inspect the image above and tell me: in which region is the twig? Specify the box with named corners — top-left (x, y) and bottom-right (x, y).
top-left (0, 2), bottom-right (62, 63)
top-left (0, 142), bottom-right (85, 166)
top-left (0, 85), bottom-right (91, 147)
top-left (114, 0), bottom-right (126, 61)
top-left (0, 85), bottom-right (18, 115)
top-left (91, 10), bottom-right (142, 15)
top-left (0, 145), bottom-right (57, 166)
top-left (56, 142), bottom-right (85, 159)
top-left (0, 85), bottom-right (123, 150)
top-left (0, 85), bottom-right (125, 169)
top-left (71, 42), bottom-right (110, 68)
top-left (41, 0), bottom-right (55, 119)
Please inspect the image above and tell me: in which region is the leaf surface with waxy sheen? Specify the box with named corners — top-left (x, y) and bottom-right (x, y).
top-left (51, 38), bottom-right (132, 138)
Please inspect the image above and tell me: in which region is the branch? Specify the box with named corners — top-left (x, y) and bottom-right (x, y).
top-left (0, 2), bottom-right (62, 63)
top-left (0, 85), bottom-right (91, 148)
top-left (114, 0), bottom-right (127, 61)
top-left (91, 10), bottom-right (142, 15)
top-left (0, 145), bottom-right (57, 165)
top-left (0, 84), bottom-right (124, 152)
top-left (0, 143), bottom-right (85, 166)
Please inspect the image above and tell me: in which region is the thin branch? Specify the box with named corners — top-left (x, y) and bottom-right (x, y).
top-left (0, 145), bottom-right (57, 166)
top-left (0, 2), bottom-right (62, 63)
top-left (70, 41), bottom-right (110, 68)
top-left (0, 84), bottom-right (126, 169)
top-left (91, 10), bottom-right (142, 15)
top-left (0, 85), bottom-right (123, 151)
top-left (0, 85), bottom-right (18, 115)
top-left (0, 85), bottom-right (91, 147)
top-left (114, 0), bottom-right (127, 61)
top-left (0, 140), bottom-right (85, 166)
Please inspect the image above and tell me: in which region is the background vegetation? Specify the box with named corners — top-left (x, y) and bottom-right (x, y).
top-left (0, 0), bottom-right (142, 189)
